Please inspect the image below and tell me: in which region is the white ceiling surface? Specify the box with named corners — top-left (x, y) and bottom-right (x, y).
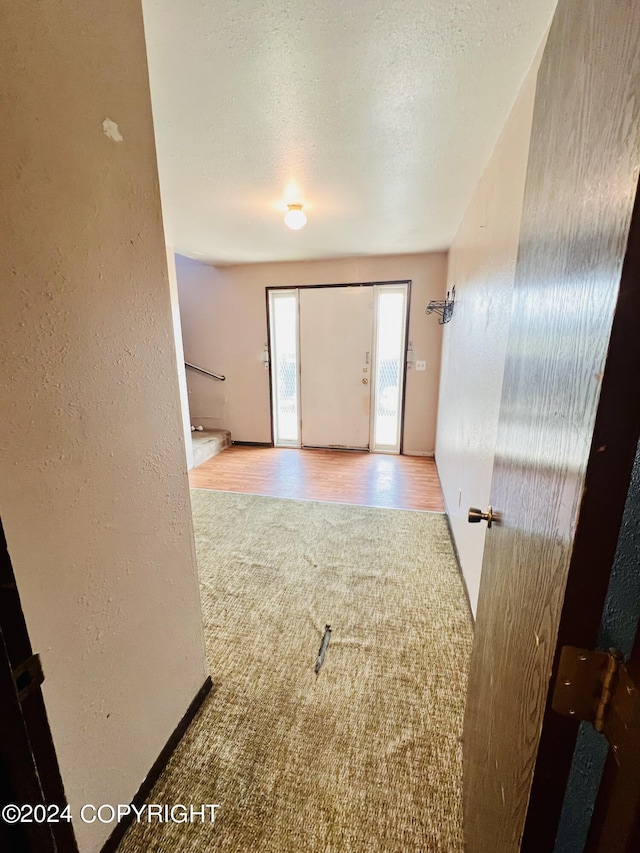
top-left (142, 0), bottom-right (556, 265)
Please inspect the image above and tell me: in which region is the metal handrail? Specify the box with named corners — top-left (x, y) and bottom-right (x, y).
top-left (185, 361), bottom-right (225, 381)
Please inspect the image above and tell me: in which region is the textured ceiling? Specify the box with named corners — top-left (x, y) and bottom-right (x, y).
top-left (142, 0), bottom-right (556, 264)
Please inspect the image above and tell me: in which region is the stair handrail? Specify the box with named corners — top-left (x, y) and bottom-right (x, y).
top-left (185, 361), bottom-right (225, 381)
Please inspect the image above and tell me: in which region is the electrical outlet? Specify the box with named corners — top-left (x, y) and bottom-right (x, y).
top-left (416, 360), bottom-right (426, 371)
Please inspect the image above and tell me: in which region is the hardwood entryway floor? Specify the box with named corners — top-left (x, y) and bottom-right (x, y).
top-left (189, 446), bottom-right (445, 512)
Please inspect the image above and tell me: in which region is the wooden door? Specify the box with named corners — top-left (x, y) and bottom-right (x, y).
top-left (463, 0), bottom-right (640, 850)
top-left (299, 286), bottom-right (373, 450)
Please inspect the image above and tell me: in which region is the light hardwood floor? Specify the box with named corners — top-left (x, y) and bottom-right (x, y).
top-left (189, 445), bottom-right (445, 512)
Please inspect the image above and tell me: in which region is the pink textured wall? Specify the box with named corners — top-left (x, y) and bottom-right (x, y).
top-left (0, 3), bottom-right (207, 850)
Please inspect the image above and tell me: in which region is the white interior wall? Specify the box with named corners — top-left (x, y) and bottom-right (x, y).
top-left (167, 245), bottom-right (195, 468)
top-left (176, 252), bottom-right (448, 455)
top-left (435, 46), bottom-right (545, 615)
top-left (0, 4), bottom-right (207, 851)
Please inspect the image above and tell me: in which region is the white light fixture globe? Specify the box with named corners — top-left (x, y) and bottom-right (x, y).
top-left (284, 203), bottom-right (307, 230)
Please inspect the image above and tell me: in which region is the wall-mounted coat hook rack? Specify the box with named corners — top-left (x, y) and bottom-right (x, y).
top-left (425, 285), bottom-right (455, 324)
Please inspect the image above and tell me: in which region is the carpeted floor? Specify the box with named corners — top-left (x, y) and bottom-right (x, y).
top-left (118, 490), bottom-right (473, 853)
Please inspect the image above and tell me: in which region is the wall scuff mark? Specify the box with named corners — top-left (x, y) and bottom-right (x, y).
top-left (102, 118), bottom-right (123, 142)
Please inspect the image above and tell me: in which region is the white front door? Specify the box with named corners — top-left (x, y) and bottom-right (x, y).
top-left (299, 286), bottom-right (373, 450)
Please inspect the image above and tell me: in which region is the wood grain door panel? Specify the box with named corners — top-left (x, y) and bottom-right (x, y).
top-left (463, 0), bottom-right (640, 849)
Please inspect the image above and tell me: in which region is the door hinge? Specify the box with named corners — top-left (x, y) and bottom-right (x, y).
top-left (552, 646), bottom-right (640, 764)
top-left (12, 653), bottom-right (44, 704)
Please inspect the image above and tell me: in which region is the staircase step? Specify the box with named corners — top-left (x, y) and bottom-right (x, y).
top-left (191, 429), bottom-right (231, 468)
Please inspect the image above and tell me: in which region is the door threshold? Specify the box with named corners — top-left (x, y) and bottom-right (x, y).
top-left (301, 445), bottom-right (370, 452)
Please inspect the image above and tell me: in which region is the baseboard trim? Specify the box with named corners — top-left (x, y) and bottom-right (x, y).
top-left (436, 474), bottom-right (475, 629)
top-left (442, 511), bottom-right (475, 625)
top-left (231, 441), bottom-right (273, 447)
top-left (99, 676), bottom-right (213, 853)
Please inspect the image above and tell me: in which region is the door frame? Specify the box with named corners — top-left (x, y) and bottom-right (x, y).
top-left (265, 280), bottom-right (412, 453)
top-left (0, 519), bottom-right (79, 853)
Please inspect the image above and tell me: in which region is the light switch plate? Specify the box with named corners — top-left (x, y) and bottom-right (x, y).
top-left (416, 360), bottom-right (426, 371)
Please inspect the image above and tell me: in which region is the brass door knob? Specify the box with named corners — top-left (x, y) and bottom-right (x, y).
top-left (468, 506), bottom-right (494, 528)
top-left (362, 378), bottom-right (369, 384)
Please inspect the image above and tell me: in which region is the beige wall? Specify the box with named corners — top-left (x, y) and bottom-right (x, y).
top-left (435, 48), bottom-right (544, 616)
top-left (0, 4), bottom-right (207, 852)
top-left (176, 253), bottom-right (448, 455)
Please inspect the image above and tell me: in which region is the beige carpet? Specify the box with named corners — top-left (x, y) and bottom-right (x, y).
top-left (118, 490), bottom-right (473, 853)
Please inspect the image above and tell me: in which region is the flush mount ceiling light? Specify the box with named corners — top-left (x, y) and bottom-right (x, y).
top-left (284, 203), bottom-right (307, 230)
